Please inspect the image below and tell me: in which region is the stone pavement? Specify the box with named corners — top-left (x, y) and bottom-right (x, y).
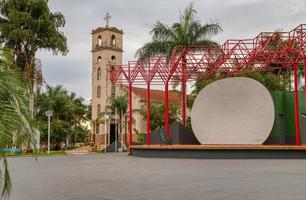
top-left (7, 153), bottom-right (306, 200)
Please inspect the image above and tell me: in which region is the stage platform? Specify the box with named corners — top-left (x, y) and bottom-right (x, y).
top-left (130, 144), bottom-right (306, 159)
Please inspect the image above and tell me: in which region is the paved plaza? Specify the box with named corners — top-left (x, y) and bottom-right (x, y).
top-left (8, 154), bottom-right (306, 200)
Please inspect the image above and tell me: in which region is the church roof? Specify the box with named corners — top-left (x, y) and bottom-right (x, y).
top-left (92, 26), bottom-right (123, 34)
top-left (130, 86), bottom-right (182, 105)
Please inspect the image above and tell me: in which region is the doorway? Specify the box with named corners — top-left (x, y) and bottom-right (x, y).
top-left (110, 124), bottom-right (117, 144)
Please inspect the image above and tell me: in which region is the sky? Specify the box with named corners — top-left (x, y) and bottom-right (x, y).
top-left (37, 0), bottom-right (306, 103)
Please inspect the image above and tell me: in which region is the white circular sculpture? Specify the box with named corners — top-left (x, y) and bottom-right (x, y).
top-left (191, 77), bottom-right (275, 144)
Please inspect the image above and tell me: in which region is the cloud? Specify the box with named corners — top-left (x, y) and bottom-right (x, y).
top-left (38, 0), bottom-right (306, 103)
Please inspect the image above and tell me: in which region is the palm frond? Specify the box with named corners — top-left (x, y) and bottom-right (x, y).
top-left (199, 22), bottom-right (223, 39)
top-left (150, 21), bottom-right (177, 42)
top-left (181, 2), bottom-right (196, 28)
top-left (135, 41), bottom-right (175, 60)
top-left (0, 156), bottom-right (11, 199)
top-left (0, 49), bottom-right (36, 199)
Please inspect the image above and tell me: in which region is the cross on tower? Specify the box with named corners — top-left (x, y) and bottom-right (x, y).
top-left (104, 12), bottom-right (111, 27)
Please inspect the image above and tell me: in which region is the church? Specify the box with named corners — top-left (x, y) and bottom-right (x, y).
top-left (90, 14), bottom-right (183, 147)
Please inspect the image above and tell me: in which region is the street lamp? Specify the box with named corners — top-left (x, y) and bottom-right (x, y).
top-left (46, 110), bottom-right (53, 154)
top-left (104, 113), bottom-right (110, 153)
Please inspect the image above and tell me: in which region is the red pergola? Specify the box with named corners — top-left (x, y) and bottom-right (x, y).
top-left (110, 24), bottom-right (306, 146)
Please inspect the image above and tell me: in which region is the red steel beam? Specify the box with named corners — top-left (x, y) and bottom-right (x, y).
top-left (109, 24), bottom-right (306, 146)
top-left (293, 62), bottom-right (301, 145)
top-left (129, 83), bottom-right (133, 147)
top-left (181, 53), bottom-right (187, 126)
top-left (304, 57), bottom-right (306, 108)
top-left (147, 83), bottom-right (151, 145)
top-left (165, 81), bottom-right (169, 143)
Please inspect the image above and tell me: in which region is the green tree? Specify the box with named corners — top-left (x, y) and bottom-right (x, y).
top-left (39, 120), bottom-right (71, 149)
top-left (35, 85), bottom-right (88, 148)
top-left (257, 31), bottom-right (304, 91)
top-left (35, 85), bottom-right (70, 120)
top-left (0, 48), bottom-right (36, 199)
top-left (68, 92), bottom-right (87, 145)
top-left (140, 101), bottom-right (180, 131)
top-left (74, 125), bottom-right (90, 144)
top-left (0, 0), bottom-right (68, 113)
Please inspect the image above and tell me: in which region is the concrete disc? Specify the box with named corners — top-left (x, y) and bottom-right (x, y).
top-left (191, 77), bottom-right (275, 144)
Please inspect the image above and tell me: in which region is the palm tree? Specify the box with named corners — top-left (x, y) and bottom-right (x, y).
top-left (67, 93), bottom-right (87, 145)
top-left (135, 3), bottom-right (222, 125)
top-left (98, 95), bottom-right (129, 143)
top-left (0, 48), bottom-right (36, 199)
top-left (135, 3), bottom-right (222, 60)
top-left (36, 85), bottom-right (70, 121)
top-left (35, 85), bottom-right (88, 148)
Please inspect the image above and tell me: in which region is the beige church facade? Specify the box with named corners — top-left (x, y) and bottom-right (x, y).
top-left (90, 23), bottom-right (183, 147)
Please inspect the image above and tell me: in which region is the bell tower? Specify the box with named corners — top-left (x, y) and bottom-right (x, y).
top-left (91, 14), bottom-right (123, 145)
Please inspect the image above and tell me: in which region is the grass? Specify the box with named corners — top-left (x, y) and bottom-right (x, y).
top-left (6, 151), bottom-right (67, 157)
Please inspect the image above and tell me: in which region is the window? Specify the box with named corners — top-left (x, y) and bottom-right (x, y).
top-left (96, 123), bottom-right (100, 134)
top-left (111, 35), bottom-right (116, 47)
top-left (111, 55), bottom-right (116, 63)
top-left (97, 86), bottom-right (101, 98)
top-left (97, 56), bottom-right (101, 63)
top-left (97, 35), bottom-right (102, 47)
top-left (97, 67), bottom-right (101, 80)
top-left (97, 104), bottom-right (101, 114)
top-left (111, 86), bottom-right (116, 97)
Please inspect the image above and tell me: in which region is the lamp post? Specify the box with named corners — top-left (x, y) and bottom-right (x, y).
top-left (104, 113), bottom-right (110, 152)
top-left (46, 110), bottom-right (53, 154)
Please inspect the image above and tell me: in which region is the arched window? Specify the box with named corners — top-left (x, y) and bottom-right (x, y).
top-left (111, 55), bottom-right (116, 63)
top-left (111, 86), bottom-right (116, 97)
top-left (97, 67), bottom-right (101, 80)
top-left (96, 123), bottom-right (100, 134)
top-left (97, 35), bottom-right (102, 47)
top-left (111, 35), bottom-right (116, 47)
top-left (97, 104), bottom-right (101, 114)
top-left (97, 56), bottom-right (101, 63)
top-left (97, 86), bottom-right (101, 98)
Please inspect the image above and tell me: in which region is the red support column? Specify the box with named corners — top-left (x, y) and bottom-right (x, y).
top-left (165, 82), bottom-right (169, 143)
top-left (304, 57), bottom-right (306, 107)
top-left (293, 63), bottom-right (301, 145)
top-left (129, 84), bottom-right (133, 147)
top-left (182, 81), bottom-right (186, 126)
top-left (181, 53), bottom-right (187, 126)
top-left (147, 83), bottom-right (151, 145)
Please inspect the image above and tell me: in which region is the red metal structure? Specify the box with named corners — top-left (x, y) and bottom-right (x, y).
top-left (110, 24), bottom-right (306, 146)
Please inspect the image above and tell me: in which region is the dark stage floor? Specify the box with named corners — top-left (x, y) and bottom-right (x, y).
top-left (131, 144), bottom-right (306, 159)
